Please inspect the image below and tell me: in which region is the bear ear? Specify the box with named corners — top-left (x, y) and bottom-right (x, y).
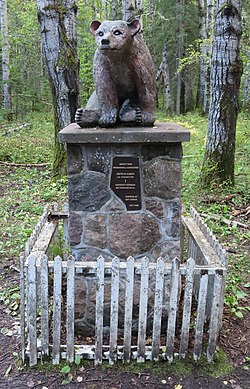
top-left (127, 19), bottom-right (141, 36)
top-left (90, 20), bottom-right (102, 35)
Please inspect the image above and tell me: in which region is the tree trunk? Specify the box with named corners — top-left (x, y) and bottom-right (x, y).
top-left (0, 0), bottom-right (12, 119)
top-left (136, 0), bottom-right (143, 29)
top-left (112, 0), bottom-right (118, 19)
top-left (176, 0), bottom-right (184, 116)
top-left (197, 0), bottom-right (215, 114)
top-left (184, 63), bottom-right (194, 113)
top-left (201, 0), bottom-right (243, 185)
top-left (243, 51), bottom-right (250, 108)
top-left (156, 43), bottom-right (172, 114)
top-left (37, 0), bottom-right (80, 177)
top-left (122, 0), bottom-right (135, 21)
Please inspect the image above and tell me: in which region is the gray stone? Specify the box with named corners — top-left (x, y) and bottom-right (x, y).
top-left (85, 145), bottom-right (111, 175)
top-left (85, 214), bottom-right (107, 248)
top-left (67, 145), bottom-right (83, 175)
top-left (164, 200), bottom-right (181, 238)
top-left (143, 158), bottom-right (182, 199)
top-left (71, 247), bottom-right (113, 262)
top-left (150, 240), bottom-right (180, 262)
top-left (69, 213), bottom-right (83, 246)
top-left (101, 196), bottom-right (126, 212)
top-left (59, 122), bottom-right (190, 144)
top-left (141, 143), bottom-right (183, 161)
top-left (109, 213), bottom-right (161, 258)
top-left (74, 272), bottom-right (159, 336)
top-left (145, 199), bottom-right (164, 218)
top-left (68, 171), bottom-right (111, 211)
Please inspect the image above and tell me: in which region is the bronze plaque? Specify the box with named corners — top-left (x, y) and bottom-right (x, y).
top-left (110, 156), bottom-right (142, 211)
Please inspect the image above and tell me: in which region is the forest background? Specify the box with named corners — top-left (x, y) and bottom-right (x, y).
top-left (0, 1), bottom-right (249, 386)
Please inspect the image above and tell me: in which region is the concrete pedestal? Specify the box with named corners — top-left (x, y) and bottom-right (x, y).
top-left (59, 122), bottom-right (190, 334)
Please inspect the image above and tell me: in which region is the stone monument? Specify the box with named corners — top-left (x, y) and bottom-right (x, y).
top-left (59, 19), bottom-right (190, 335)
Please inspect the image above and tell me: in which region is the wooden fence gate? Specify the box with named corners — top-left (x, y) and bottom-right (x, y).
top-left (20, 205), bottom-right (227, 366)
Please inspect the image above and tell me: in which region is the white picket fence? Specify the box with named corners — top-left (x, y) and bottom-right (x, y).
top-left (20, 205), bottom-right (227, 366)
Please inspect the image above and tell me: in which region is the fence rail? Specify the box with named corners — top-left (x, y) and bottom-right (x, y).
top-left (20, 205), bottom-right (227, 366)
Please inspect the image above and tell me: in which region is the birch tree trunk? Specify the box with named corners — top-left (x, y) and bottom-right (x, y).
top-left (198, 0), bottom-right (215, 114)
top-left (112, 0), bottom-right (118, 19)
top-left (0, 0), bottom-right (12, 119)
top-left (176, 0), bottom-right (184, 116)
top-left (136, 0), bottom-right (143, 29)
top-left (156, 43), bottom-right (172, 114)
top-left (243, 52), bottom-right (250, 108)
top-left (122, 0), bottom-right (135, 21)
top-left (37, 0), bottom-right (80, 177)
top-left (202, 0), bottom-right (243, 185)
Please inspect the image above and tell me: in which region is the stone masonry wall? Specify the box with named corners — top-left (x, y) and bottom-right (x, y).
top-left (68, 142), bottom-right (182, 263)
top-left (60, 123), bottom-right (190, 335)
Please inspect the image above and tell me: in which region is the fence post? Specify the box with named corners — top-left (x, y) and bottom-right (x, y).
top-left (40, 254), bottom-right (49, 359)
top-left (20, 252), bottom-right (26, 364)
top-left (207, 273), bottom-right (223, 362)
top-left (62, 203), bottom-right (69, 260)
top-left (179, 257), bottom-right (195, 357)
top-left (67, 255), bottom-right (75, 363)
top-left (123, 256), bottom-right (135, 363)
top-left (193, 273), bottom-right (208, 360)
top-left (52, 256), bottom-right (62, 365)
top-left (26, 254), bottom-right (37, 366)
top-left (151, 257), bottom-right (165, 361)
top-left (109, 257), bottom-right (120, 365)
top-left (137, 257), bottom-right (149, 362)
top-left (95, 256), bottom-right (105, 365)
top-left (166, 257), bottom-right (180, 362)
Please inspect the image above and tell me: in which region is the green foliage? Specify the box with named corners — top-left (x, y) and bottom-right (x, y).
top-left (0, 286), bottom-right (20, 316)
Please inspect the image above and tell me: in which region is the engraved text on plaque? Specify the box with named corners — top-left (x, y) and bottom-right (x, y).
top-left (110, 156), bottom-right (142, 211)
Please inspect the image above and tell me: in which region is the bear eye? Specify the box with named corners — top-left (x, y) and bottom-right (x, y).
top-left (98, 31), bottom-right (104, 36)
top-left (114, 30), bottom-right (122, 35)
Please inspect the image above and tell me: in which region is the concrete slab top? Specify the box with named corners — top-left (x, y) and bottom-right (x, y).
top-left (59, 122), bottom-right (190, 144)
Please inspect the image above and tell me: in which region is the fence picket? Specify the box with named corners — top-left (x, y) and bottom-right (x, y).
top-left (109, 257), bottom-right (120, 364)
top-left (67, 256), bottom-right (75, 363)
top-left (151, 257), bottom-right (165, 361)
top-left (62, 203), bottom-right (69, 260)
top-left (52, 256), bottom-right (62, 365)
top-left (179, 257), bottom-right (195, 357)
top-left (207, 273), bottom-right (223, 362)
top-left (123, 256), bottom-right (135, 363)
top-left (193, 273), bottom-right (208, 360)
top-left (95, 256), bottom-right (105, 365)
top-left (22, 205), bottom-right (227, 366)
top-left (40, 254), bottom-right (49, 358)
top-left (137, 257), bottom-right (149, 362)
top-left (166, 258), bottom-right (180, 362)
top-left (20, 253), bottom-right (25, 364)
top-left (27, 254), bottom-right (37, 366)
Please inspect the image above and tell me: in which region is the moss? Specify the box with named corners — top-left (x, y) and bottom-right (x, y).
top-left (196, 349), bottom-right (233, 377)
top-left (100, 349), bottom-right (232, 379)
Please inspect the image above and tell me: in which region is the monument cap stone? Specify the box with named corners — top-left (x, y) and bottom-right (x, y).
top-left (59, 122), bottom-right (190, 144)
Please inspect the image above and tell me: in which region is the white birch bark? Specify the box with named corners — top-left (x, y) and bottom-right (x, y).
top-left (156, 43), bottom-right (172, 113)
top-left (136, 0), bottom-right (143, 30)
top-left (203, 0), bottom-right (243, 184)
top-left (122, 0), bottom-right (135, 21)
top-left (0, 0), bottom-right (12, 113)
top-left (176, 0), bottom-right (184, 116)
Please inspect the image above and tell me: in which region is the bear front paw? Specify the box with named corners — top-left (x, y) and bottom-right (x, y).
top-left (99, 108), bottom-right (117, 127)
